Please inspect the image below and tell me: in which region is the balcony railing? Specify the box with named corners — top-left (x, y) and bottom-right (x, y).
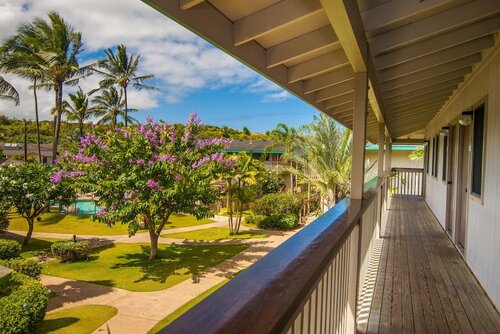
top-left (160, 175), bottom-right (389, 334)
top-left (389, 168), bottom-right (424, 196)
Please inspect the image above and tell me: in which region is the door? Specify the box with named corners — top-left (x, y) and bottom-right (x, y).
top-left (456, 124), bottom-right (471, 250)
top-left (445, 126), bottom-right (455, 235)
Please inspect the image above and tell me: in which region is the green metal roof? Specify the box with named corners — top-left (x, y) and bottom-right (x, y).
top-left (365, 144), bottom-right (419, 151)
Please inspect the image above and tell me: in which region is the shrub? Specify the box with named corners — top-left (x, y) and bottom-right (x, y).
top-left (0, 259), bottom-right (41, 279)
top-left (0, 239), bottom-right (21, 260)
top-left (251, 193), bottom-right (303, 216)
top-left (244, 214), bottom-right (266, 226)
top-left (51, 240), bottom-right (90, 262)
top-left (257, 214), bottom-right (298, 230)
top-left (0, 272), bottom-right (49, 333)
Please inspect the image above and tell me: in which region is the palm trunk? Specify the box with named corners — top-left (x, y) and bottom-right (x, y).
top-left (79, 121), bottom-right (84, 138)
top-left (24, 218), bottom-right (34, 246)
top-left (123, 87), bottom-right (128, 127)
top-left (33, 80), bottom-right (42, 163)
top-left (52, 85), bottom-right (63, 162)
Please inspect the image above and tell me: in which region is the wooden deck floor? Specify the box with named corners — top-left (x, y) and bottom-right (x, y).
top-left (366, 195), bottom-right (500, 333)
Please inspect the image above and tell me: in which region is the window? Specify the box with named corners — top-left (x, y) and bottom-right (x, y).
top-left (432, 136), bottom-right (439, 177)
top-left (442, 135), bottom-right (448, 182)
top-left (425, 143), bottom-right (430, 175)
top-left (471, 104), bottom-right (485, 196)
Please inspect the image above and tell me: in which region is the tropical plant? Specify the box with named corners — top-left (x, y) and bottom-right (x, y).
top-left (92, 44), bottom-right (157, 127)
top-left (0, 162), bottom-right (76, 245)
top-left (92, 87), bottom-right (136, 127)
top-left (63, 87), bottom-right (100, 138)
top-left (0, 76), bottom-right (19, 105)
top-left (5, 12), bottom-right (85, 162)
top-left (53, 114), bottom-right (233, 260)
top-left (222, 153), bottom-right (264, 234)
top-left (409, 145), bottom-right (424, 161)
top-left (282, 114), bottom-right (352, 211)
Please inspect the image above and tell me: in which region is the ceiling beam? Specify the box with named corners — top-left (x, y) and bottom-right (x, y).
top-left (234, 0), bottom-right (323, 46)
top-left (320, 0), bottom-right (367, 72)
top-left (328, 103), bottom-right (353, 115)
top-left (385, 86), bottom-right (457, 104)
top-left (288, 49), bottom-right (349, 83)
top-left (180, 0), bottom-right (205, 10)
top-left (387, 92), bottom-right (451, 110)
top-left (369, 0), bottom-right (500, 55)
top-left (380, 54), bottom-right (479, 91)
top-left (377, 36), bottom-right (493, 82)
top-left (315, 79), bottom-right (355, 102)
top-left (361, 0), bottom-right (466, 35)
top-left (388, 100), bottom-right (447, 115)
top-left (374, 14), bottom-right (500, 70)
top-left (381, 67), bottom-right (472, 93)
top-left (388, 102), bottom-right (446, 117)
top-left (266, 26), bottom-right (339, 68)
top-left (383, 77), bottom-right (464, 99)
top-left (304, 66), bottom-right (354, 94)
top-left (324, 92), bottom-right (354, 109)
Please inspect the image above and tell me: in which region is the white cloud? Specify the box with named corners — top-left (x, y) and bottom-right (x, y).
top-left (0, 0), bottom-right (290, 120)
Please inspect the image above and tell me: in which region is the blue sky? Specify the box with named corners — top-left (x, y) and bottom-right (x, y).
top-left (0, 0), bottom-right (320, 132)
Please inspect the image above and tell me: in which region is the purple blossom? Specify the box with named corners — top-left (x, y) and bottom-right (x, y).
top-left (80, 134), bottom-right (107, 150)
top-left (72, 153), bottom-right (100, 164)
top-left (50, 170), bottom-right (67, 183)
top-left (174, 173), bottom-right (182, 181)
top-left (68, 170), bottom-right (84, 178)
top-left (146, 179), bottom-right (162, 191)
top-left (146, 115), bottom-right (153, 123)
top-left (123, 130), bottom-right (131, 139)
top-left (136, 159), bottom-right (145, 166)
top-left (97, 207), bottom-right (107, 217)
top-left (191, 155), bottom-right (211, 169)
top-left (194, 138), bottom-right (230, 148)
top-left (157, 154), bottom-right (177, 163)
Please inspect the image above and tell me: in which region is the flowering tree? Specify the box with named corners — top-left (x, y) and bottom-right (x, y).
top-left (54, 114), bottom-right (234, 260)
top-left (0, 163), bottom-right (76, 245)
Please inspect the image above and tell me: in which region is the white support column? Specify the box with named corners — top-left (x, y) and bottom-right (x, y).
top-left (377, 123), bottom-right (385, 177)
top-left (386, 140), bottom-right (392, 172)
top-left (351, 71), bottom-right (368, 200)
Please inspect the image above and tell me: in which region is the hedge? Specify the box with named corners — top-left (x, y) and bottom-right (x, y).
top-left (0, 272), bottom-right (49, 333)
top-left (251, 193), bottom-right (303, 217)
top-left (0, 259), bottom-right (41, 280)
top-left (0, 239), bottom-right (21, 260)
top-left (51, 240), bottom-right (90, 262)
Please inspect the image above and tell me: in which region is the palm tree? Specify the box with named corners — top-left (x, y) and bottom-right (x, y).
top-left (63, 87), bottom-right (100, 138)
top-left (0, 26), bottom-right (45, 162)
top-left (0, 76), bottom-right (19, 105)
top-left (92, 87), bottom-right (136, 127)
top-left (92, 44), bottom-right (157, 127)
top-left (282, 114), bottom-right (352, 211)
top-left (16, 12), bottom-right (84, 162)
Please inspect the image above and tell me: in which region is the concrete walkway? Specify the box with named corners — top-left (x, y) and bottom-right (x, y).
top-left (8, 216), bottom-right (301, 333)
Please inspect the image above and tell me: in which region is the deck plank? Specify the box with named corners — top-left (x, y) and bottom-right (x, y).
top-left (365, 195), bottom-right (500, 333)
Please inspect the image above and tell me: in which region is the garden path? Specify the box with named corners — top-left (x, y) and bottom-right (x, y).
top-left (39, 227), bottom-right (296, 334)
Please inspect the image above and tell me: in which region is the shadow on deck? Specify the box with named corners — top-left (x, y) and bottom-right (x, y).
top-left (361, 195), bottom-right (500, 333)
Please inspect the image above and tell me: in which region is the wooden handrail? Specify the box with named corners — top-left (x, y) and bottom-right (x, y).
top-left (161, 176), bottom-right (388, 334)
top-left (391, 167), bottom-right (424, 172)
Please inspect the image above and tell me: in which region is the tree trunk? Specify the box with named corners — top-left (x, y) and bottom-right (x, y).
top-left (24, 218), bottom-right (34, 246)
top-left (52, 85), bottom-right (63, 162)
top-left (149, 227), bottom-right (159, 261)
top-left (23, 120), bottom-right (28, 162)
top-left (123, 87), bottom-right (128, 127)
top-left (79, 121), bottom-right (84, 139)
top-left (34, 80), bottom-right (42, 163)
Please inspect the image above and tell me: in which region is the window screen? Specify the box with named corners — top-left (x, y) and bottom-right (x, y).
top-left (471, 105), bottom-right (485, 196)
top-left (442, 135), bottom-right (448, 182)
top-left (433, 136), bottom-right (439, 177)
top-left (426, 144), bottom-right (430, 175)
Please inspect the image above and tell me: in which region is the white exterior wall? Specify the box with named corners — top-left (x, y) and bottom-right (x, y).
top-left (424, 43), bottom-right (500, 308)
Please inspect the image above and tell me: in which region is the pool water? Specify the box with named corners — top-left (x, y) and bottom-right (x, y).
top-left (52, 200), bottom-right (98, 215)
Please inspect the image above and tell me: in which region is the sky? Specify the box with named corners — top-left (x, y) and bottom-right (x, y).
top-left (0, 0), bottom-right (320, 132)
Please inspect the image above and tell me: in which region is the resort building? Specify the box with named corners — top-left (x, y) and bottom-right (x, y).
top-left (0, 142), bottom-right (54, 165)
top-left (145, 1), bottom-right (500, 333)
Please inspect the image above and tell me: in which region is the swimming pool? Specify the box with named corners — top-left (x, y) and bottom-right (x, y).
top-left (52, 200), bottom-right (98, 215)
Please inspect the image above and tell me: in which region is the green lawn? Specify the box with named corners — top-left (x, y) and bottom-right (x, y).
top-left (42, 242), bottom-right (248, 292)
top-left (41, 305), bottom-right (117, 334)
top-left (148, 279), bottom-right (228, 333)
top-left (7, 213), bottom-right (212, 236)
top-left (162, 227), bottom-right (268, 241)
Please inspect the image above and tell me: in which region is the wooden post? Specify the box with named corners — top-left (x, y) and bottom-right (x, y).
top-left (385, 137), bottom-right (392, 173)
top-left (377, 123), bottom-right (385, 177)
top-left (351, 71), bottom-right (368, 200)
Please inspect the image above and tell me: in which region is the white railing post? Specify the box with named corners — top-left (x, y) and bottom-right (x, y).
top-left (351, 72), bottom-right (368, 200)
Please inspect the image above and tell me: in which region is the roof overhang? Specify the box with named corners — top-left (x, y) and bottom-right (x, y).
top-left (143, 0), bottom-right (500, 143)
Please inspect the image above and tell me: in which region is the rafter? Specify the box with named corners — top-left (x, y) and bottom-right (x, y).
top-left (385, 86), bottom-right (457, 105)
top-left (266, 26), bottom-right (339, 68)
top-left (324, 92), bottom-right (354, 109)
top-left (368, 0), bottom-right (500, 55)
top-left (180, 0), bottom-right (205, 10)
top-left (386, 92), bottom-right (451, 110)
top-left (303, 66), bottom-right (354, 94)
top-left (383, 77), bottom-right (463, 99)
top-left (377, 36), bottom-right (493, 82)
top-left (234, 0), bottom-right (323, 46)
top-left (288, 49), bottom-right (349, 83)
top-left (315, 79), bottom-right (355, 102)
top-left (374, 15), bottom-right (500, 70)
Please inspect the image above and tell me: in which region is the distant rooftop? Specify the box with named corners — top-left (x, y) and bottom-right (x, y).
top-left (224, 140), bottom-right (285, 154)
top-left (0, 142), bottom-right (53, 157)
